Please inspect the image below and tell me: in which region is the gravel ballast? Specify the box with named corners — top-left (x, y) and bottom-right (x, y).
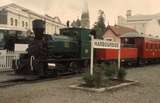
top-left (0, 65), bottom-right (160, 103)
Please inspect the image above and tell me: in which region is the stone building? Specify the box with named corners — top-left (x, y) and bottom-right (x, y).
top-left (0, 3), bottom-right (65, 35)
top-left (118, 10), bottom-right (160, 36)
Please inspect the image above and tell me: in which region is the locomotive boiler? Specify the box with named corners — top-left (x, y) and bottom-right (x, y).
top-left (14, 19), bottom-right (91, 77)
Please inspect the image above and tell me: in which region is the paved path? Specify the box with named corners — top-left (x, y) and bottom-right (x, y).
top-left (0, 72), bottom-right (25, 82)
top-left (0, 65), bottom-right (160, 103)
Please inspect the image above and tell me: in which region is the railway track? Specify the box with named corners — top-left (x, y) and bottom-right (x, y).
top-left (0, 73), bottom-right (81, 88)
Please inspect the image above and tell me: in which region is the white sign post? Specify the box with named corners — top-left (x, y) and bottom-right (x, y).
top-left (90, 35), bottom-right (94, 75)
top-left (90, 36), bottom-right (120, 75)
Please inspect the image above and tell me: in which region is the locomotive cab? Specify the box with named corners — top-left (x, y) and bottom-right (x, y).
top-left (60, 28), bottom-right (91, 59)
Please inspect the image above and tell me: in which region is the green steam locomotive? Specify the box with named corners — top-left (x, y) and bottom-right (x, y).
top-left (14, 20), bottom-right (91, 77)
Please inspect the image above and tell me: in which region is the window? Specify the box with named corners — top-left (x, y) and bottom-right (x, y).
top-left (10, 18), bottom-right (13, 26)
top-left (15, 19), bottom-right (18, 26)
top-left (22, 21), bottom-right (24, 27)
top-left (25, 22), bottom-right (28, 28)
top-left (0, 11), bottom-right (7, 24)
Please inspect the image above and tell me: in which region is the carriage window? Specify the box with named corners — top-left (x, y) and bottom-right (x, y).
top-left (150, 44), bottom-right (153, 49)
top-left (146, 43), bottom-right (148, 49)
top-left (154, 44), bottom-right (156, 49)
top-left (147, 43), bottom-right (150, 49)
top-left (122, 38), bottom-right (135, 47)
top-left (152, 44), bottom-right (155, 49)
top-left (156, 44), bottom-right (158, 49)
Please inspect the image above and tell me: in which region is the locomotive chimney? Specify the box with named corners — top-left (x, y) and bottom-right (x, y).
top-left (32, 19), bottom-right (45, 40)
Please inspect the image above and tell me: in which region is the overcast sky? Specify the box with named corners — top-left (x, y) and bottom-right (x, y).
top-left (0, 0), bottom-right (160, 27)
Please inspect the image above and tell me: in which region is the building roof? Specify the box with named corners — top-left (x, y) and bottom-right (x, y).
top-left (106, 25), bottom-right (138, 37)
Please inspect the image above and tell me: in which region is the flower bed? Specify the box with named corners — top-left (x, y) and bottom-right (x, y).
top-left (70, 79), bottom-right (139, 93)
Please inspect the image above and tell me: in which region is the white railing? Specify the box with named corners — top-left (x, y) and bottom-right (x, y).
top-left (0, 50), bottom-right (20, 72)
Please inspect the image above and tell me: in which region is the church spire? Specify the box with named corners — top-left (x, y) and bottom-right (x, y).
top-left (81, 0), bottom-right (90, 29)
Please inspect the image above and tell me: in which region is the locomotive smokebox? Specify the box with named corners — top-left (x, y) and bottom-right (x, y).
top-left (32, 19), bottom-right (45, 40)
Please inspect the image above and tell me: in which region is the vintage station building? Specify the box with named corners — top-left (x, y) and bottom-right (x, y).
top-left (103, 25), bottom-right (138, 42)
top-left (0, 3), bottom-right (65, 35)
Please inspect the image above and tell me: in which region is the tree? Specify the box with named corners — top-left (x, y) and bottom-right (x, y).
top-left (93, 10), bottom-right (106, 39)
top-left (71, 18), bottom-right (81, 28)
top-left (75, 18), bottom-right (81, 27)
top-left (71, 20), bottom-right (76, 27)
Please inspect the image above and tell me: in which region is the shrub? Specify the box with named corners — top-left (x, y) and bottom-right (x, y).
top-left (104, 64), bottom-right (117, 79)
top-left (82, 64), bottom-right (103, 88)
top-left (117, 68), bottom-right (127, 81)
top-left (82, 73), bottom-right (95, 87)
top-left (93, 64), bottom-right (103, 88)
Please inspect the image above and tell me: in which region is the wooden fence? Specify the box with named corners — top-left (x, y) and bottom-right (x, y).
top-left (0, 50), bottom-right (19, 72)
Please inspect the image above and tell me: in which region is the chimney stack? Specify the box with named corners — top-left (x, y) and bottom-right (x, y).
top-left (126, 10), bottom-right (132, 17)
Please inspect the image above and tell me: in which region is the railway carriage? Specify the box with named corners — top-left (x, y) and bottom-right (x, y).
top-left (121, 33), bottom-right (160, 65)
top-left (96, 48), bottom-right (138, 65)
top-left (96, 33), bottom-right (160, 66)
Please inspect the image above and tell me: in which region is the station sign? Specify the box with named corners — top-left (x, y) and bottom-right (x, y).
top-left (93, 39), bottom-right (120, 49)
top-left (90, 36), bottom-right (121, 76)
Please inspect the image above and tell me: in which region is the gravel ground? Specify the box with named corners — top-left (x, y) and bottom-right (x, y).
top-left (0, 65), bottom-right (160, 103)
